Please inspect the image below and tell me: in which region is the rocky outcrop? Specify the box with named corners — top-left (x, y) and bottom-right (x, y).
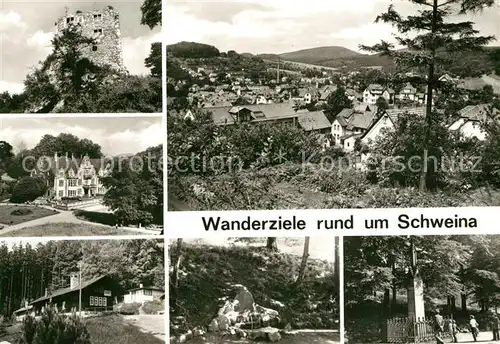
top-left (170, 286), bottom-right (285, 343)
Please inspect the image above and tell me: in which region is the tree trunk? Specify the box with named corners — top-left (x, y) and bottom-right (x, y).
top-left (461, 293), bottom-right (468, 314)
top-left (295, 237), bottom-right (310, 286)
top-left (266, 237), bottom-right (278, 251)
top-left (418, 0), bottom-right (438, 192)
top-left (170, 239), bottom-right (183, 314)
top-left (334, 237), bottom-right (340, 290)
top-left (383, 288), bottom-right (391, 317)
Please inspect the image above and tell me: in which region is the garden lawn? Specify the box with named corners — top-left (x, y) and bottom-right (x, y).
top-left (0, 223), bottom-right (141, 237)
top-left (0, 205), bottom-right (58, 225)
top-left (85, 315), bottom-right (164, 344)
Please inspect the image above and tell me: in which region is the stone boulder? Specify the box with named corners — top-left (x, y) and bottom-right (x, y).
top-left (233, 286), bottom-right (255, 313)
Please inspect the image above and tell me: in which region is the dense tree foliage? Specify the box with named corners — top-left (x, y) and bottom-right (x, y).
top-left (102, 145), bottom-right (163, 226)
top-left (167, 42), bottom-right (221, 59)
top-left (0, 239), bottom-right (163, 316)
top-left (10, 176), bottom-right (48, 203)
top-left (140, 0), bottom-right (161, 30)
top-left (324, 86), bottom-right (353, 121)
top-left (361, 0), bottom-right (496, 191)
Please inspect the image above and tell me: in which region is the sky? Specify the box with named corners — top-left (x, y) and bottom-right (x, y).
top-left (166, 0), bottom-right (500, 55)
top-left (0, 116), bottom-right (163, 156)
top-left (0, 0), bottom-right (162, 94)
top-left (175, 237), bottom-right (336, 262)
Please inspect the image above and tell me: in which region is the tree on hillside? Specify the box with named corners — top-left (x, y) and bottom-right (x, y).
top-left (344, 235), bottom-right (471, 315)
top-left (30, 134), bottom-right (103, 160)
top-left (102, 145), bottom-right (163, 226)
top-left (376, 96), bottom-right (389, 113)
top-left (361, 0), bottom-right (496, 192)
top-left (140, 0), bottom-right (161, 30)
top-left (23, 26), bottom-right (109, 113)
top-left (145, 42), bottom-right (162, 78)
top-left (0, 141), bottom-right (14, 175)
top-left (10, 176), bottom-right (48, 203)
top-left (324, 87), bottom-right (353, 122)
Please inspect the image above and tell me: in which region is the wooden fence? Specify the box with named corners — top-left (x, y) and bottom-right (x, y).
top-left (383, 316), bottom-right (453, 343)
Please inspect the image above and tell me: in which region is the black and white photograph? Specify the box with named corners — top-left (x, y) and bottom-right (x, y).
top-left (167, 0), bottom-right (500, 213)
top-left (0, 237), bottom-right (165, 343)
top-left (344, 235), bottom-right (500, 344)
top-left (0, 0), bottom-right (162, 113)
top-left (169, 237), bottom-right (340, 343)
top-left (0, 116), bottom-right (163, 237)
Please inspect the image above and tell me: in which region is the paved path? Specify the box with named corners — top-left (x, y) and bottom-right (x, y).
top-left (123, 314), bottom-right (165, 341)
top-left (0, 204), bottom-right (160, 236)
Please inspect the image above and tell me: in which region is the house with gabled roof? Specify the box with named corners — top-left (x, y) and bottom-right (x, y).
top-left (124, 284), bottom-right (165, 304)
top-left (448, 104), bottom-right (500, 140)
top-left (297, 87), bottom-right (320, 104)
top-left (29, 274), bottom-right (123, 314)
top-left (361, 107), bottom-right (426, 146)
top-left (331, 106), bottom-right (379, 151)
top-left (363, 84), bottom-right (395, 104)
top-left (397, 83), bottom-right (418, 102)
top-left (319, 85), bottom-right (338, 101)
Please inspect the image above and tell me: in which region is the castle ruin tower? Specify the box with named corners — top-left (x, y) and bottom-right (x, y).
top-left (54, 6), bottom-right (127, 73)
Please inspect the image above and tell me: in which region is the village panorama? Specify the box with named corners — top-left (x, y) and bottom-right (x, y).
top-left (167, 0), bottom-right (500, 213)
top-left (0, 117), bottom-right (163, 237)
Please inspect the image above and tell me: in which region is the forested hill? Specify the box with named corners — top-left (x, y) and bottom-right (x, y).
top-left (0, 239), bottom-right (164, 316)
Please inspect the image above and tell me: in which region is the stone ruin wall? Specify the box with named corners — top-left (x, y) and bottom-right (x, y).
top-left (55, 6), bottom-right (126, 73)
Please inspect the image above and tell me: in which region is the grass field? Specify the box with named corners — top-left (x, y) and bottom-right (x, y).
top-left (0, 205), bottom-right (58, 226)
top-left (85, 315), bottom-right (164, 344)
top-left (0, 315), bottom-right (163, 344)
top-left (0, 223), bottom-right (141, 237)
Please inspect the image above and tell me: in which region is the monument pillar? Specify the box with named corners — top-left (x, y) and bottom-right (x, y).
top-left (407, 236), bottom-right (425, 323)
top-left (408, 274), bottom-right (425, 321)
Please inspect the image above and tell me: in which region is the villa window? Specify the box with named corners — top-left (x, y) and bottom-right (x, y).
top-left (94, 14), bottom-right (102, 20)
top-left (58, 180), bottom-right (64, 187)
top-left (94, 29), bottom-right (103, 34)
top-left (58, 191), bottom-right (63, 197)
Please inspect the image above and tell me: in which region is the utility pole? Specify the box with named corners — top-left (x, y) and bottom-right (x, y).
top-left (276, 58), bottom-right (280, 85)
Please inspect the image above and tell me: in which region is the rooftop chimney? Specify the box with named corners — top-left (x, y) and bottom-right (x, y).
top-left (45, 288), bottom-right (48, 297)
top-left (139, 283), bottom-right (143, 289)
top-left (70, 274), bottom-right (79, 290)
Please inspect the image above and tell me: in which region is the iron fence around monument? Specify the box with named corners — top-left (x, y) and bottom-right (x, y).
top-left (383, 317), bottom-right (453, 343)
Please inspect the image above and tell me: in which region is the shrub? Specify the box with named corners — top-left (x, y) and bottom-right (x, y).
top-left (19, 308), bottom-right (90, 344)
top-left (142, 300), bottom-right (164, 314)
top-left (11, 208), bottom-right (33, 216)
top-left (73, 210), bottom-right (117, 226)
top-left (10, 177), bottom-right (47, 204)
top-left (116, 303), bottom-right (141, 315)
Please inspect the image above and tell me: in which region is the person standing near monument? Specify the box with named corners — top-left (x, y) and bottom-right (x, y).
top-left (434, 310), bottom-right (445, 344)
top-left (470, 315), bottom-right (480, 342)
top-left (491, 312), bottom-right (500, 341)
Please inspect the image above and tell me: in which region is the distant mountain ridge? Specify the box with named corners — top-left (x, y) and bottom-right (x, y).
top-left (168, 41), bottom-right (499, 75)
